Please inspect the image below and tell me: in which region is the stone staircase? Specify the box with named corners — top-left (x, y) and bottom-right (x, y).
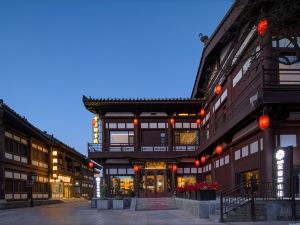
top-left (223, 200), bottom-right (299, 222)
top-left (135, 197), bottom-right (177, 211)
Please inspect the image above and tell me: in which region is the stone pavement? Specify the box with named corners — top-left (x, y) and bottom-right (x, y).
top-left (0, 199), bottom-right (298, 225)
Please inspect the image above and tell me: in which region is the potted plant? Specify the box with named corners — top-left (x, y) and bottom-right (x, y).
top-left (196, 182), bottom-right (219, 201)
top-left (97, 183), bottom-right (112, 209)
top-left (112, 178), bottom-right (124, 209)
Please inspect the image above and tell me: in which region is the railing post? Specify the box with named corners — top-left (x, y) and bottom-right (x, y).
top-left (220, 191), bottom-right (224, 223)
top-left (291, 175), bottom-right (296, 221)
top-left (250, 177), bottom-right (256, 221)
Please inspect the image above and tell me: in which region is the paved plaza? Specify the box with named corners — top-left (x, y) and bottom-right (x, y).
top-left (0, 200), bottom-right (298, 225)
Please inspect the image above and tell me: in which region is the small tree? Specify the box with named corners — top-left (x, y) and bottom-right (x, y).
top-left (100, 183), bottom-right (108, 200)
top-left (113, 178), bottom-right (123, 200)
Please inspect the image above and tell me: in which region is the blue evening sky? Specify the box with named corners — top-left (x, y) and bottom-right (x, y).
top-left (0, 0), bottom-right (232, 155)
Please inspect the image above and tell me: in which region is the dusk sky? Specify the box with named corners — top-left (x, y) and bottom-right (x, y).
top-left (0, 0), bottom-right (232, 155)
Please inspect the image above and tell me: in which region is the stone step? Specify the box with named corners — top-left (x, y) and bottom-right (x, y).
top-left (136, 197), bottom-right (177, 211)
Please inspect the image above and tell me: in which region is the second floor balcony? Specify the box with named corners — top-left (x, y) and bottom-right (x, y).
top-left (87, 143), bottom-right (199, 153)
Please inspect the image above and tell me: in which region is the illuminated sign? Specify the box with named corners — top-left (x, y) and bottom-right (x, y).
top-left (145, 162), bottom-right (166, 169)
top-left (95, 177), bottom-right (101, 198)
top-left (92, 115), bottom-right (99, 144)
top-left (58, 175), bottom-right (71, 183)
top-left (275, 149), bottom-right (285, 197)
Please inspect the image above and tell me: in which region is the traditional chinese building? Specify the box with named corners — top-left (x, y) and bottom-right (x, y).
top-left (0, 100), bottom-right (99, 208)
top-left (83, 97), bottom-right (205, 197)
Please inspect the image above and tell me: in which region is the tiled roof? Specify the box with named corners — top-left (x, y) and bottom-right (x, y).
top-left (82, 95), bottom-right (203, 103)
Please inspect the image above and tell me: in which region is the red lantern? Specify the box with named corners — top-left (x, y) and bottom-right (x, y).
top-left (259, 114), bottom-right (269, 130)
top-left (170, 117), bottom-right (175, 125)
top-left (215, 84), bottom-right (222, 95)
top-left (196, 118), bottom-right (201, 126)
top-left (134, 118), bottom-right (138, 126)
top-left (134, 165), bottom-right (139, 172)
top-left (195, 160), bottom-right (200, 167)
top-left (201, 156), bottom-right (206, 164)
top-left (92, 119), bottom-right (96, 126)
top-left (257, 18), bottom-right (268, 37)
top-left (88, 162), bottom-right (94, 168)
top-left (216, 145), bottom-right (222, 155)
top-left (200, 108), bottom-right (205, 117)
top-left (172, 164), bottom-right (177, 172)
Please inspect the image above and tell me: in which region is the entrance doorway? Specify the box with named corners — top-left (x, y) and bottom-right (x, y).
top-left (141, 170), bottom-right (169, 197)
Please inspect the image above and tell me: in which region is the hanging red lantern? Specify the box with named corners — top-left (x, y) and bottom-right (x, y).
top-left (88, 162), bottom-right (94, 168)
top-left (200, 108), bottom-right (205, 117)
top-left (134, 165), bottom-right (139, 172)
top-left (259, 114), bottom-right (269, 130)
top-left (92, 119), bottom-right (96, 126)
top-left (195, 160), bottom-right (200, 167)
top-left (196, 118), bottom-right (201, 126)
top-left (201, 156), bottom-right (206, 164)
top-left (257, 18), bottom-right (268, 37)
top-left (215, 84), bottom-right (222, 95)
top-left (134, 118), bottom-right (138, 126)
top-left (170, 117), bottom-right (175, 125)
top-left (216, 145), bottom-right (223, 155)
top-left (172, 164), bottom-right (177, 172)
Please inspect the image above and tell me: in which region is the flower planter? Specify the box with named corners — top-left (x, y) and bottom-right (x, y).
top-left (190, 191), bottom-right (197, 200)
top-left (97, 199), bottom-right (112, 210)
top-left (113, 199), bottom-right (124, 209)
top-left (197, 190), bottom-right (216, 201)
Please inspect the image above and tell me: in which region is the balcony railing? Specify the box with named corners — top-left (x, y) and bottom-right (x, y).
top-left (141, 146), bottom-right (168, 152)
top-left (173, 145), bottom-right (198, 151)
top-left (87, 143), bottom-right (198, 153)
top-left (263, 67), bottom-right (300, 86)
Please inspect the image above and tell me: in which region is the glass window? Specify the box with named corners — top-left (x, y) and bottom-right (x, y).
top-left (110, 176), bottom-right (134, 195)
top-left (204, 174), bottom-right (212, 183)
top-left (175, 130), bottom-right (198, 145)
top-left (13, 142), bottom-right (20, 155)
top-left (110, 131), bottom-right (134, 145)
top-left (5, 138), bottom-right (13, 153)
top-left (280, 134), bottom-right (297, 147)
top-left (177, 175), bottom-right (196, 188)
top-left (160, 132), bottom-right (166, 145)
top-left (5, 180), bottom-right (13, 192)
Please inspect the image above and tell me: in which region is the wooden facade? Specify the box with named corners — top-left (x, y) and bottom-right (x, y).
top-left (84, 0), bottom-right (300, 197)
top-left (0, 100), bottom-right (97, 205)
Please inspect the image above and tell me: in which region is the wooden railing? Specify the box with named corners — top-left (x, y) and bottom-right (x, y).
top-left (88, 143), bottom-right (199, 152)
top-left (263, 67), bottom-right (300, 86)
top-left (220, 176), bottom-right (297, 222)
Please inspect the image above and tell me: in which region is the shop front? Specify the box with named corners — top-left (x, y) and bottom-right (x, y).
top-left (50, 174), bottom-right (72, 199)
top-left (137, 162), bottom-right (173, 197)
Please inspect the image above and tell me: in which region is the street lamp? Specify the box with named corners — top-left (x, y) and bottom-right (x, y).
top-left (28, 172), bottom-right (37, 207)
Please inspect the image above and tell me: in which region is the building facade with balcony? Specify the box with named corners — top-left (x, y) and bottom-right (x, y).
top-left (191, 0), bottom-right (300, 195)
top-left (83, 97), bottom-right (206, 197)
top-left (0, 100), bottom-right (98, 208)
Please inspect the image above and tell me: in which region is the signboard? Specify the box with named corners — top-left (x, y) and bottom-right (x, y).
top-left (275, 146), bottom-right (293, 197)
top-left (145, 162), bottom-right (166, 170)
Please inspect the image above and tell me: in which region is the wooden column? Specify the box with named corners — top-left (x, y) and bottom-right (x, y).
top-left (134, 116), bottom-right (140, 151)
top-left (211, 157), bottom-right (215, 182)
top-left (229, 147), bottom-right (235, 188)
top-left (100, 115), bottom-right (106, 152)
top-left (168, 115), bottom-right (173, 151)
top-left (261, 127), bottom-right (274, 182)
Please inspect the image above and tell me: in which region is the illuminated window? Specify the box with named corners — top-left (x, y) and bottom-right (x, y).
top-left (177, 175), bottom-right (196, 188)
top-left (110, 176), bottom-right (134, 195)
top-left (175, 130), bottom-right (198, 145)
top-left (110, 131), bottom-right (134, 145)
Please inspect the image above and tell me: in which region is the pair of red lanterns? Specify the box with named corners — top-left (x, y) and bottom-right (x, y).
top-left (195, 156), bottom-right (207, 167)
